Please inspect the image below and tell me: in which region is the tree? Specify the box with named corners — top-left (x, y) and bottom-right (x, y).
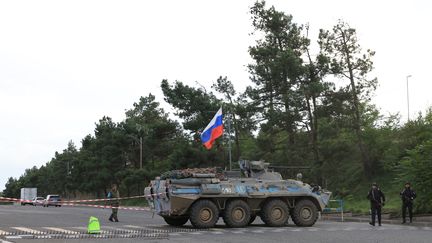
top-left (399, 139), bottom-right (432, 212)
top-left (123, 94), bottom-right (181, 170)
top-left (297, 24), bottom-right (333, 182)
top-left (161, 79), bottom-right (221, 134)
top-left (247, 1), bottom-right (308, 149)
top-left (212, 76), bottom-right (258, 161)
top-left (319, 20), bottom-right (377, 176)
top-left (3, 177), bottom-right (20, 198)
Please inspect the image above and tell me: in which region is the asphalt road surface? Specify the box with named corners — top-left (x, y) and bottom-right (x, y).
top-left (1, 205), bottom-right (431, 243)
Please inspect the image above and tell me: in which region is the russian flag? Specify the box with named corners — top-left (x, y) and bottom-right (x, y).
top-left (201, 107), bottom-right (223, 149)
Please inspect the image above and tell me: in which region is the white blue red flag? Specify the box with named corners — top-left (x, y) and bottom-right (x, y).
top-left (201, 107), bottom-right (223, 149)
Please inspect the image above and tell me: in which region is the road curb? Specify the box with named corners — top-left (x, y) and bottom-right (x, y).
top-left (321, 217), bottom-right (432, 227)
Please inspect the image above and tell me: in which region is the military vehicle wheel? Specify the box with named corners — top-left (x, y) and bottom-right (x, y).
top-left (261, 199), bottom-right (289, 227)
top-left (223, 200), bottom-right (251, 228)
top-left (190, 200), bottom-right (219, 228)
top-left (163, 216), bottom-right (189, 226)
top-left (291, 199), bottom-right (318, 227)
top-left (248, 215), bottom-right (257, 225)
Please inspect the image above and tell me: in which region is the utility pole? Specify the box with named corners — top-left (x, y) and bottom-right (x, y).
top-left (67, 161), bottom-right (70, 175)
top-left (136, 124), bottom-right (144, 169)
top-left (140, 136), bottom-right (143, 169)
top-left (406, 75), bottom-right (412, 121)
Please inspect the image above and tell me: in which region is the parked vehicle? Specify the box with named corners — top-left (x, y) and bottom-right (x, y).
top-left (43, 195), bottom-right (62, 207)
top-left (20, 188), bottom-right (37, 206)
top-left (32, 197), bottom-right (45, 206)
top-left (145, 160), bottom-right (331, 229)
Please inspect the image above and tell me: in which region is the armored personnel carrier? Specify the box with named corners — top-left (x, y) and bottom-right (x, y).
top-left (145, 160), bottom-right (331, 228)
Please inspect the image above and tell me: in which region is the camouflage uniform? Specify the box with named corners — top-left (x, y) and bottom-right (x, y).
top-left (400, 183), bottom-right (416, 223)
top-left (367, 184), bottom-right (385, 226)
top-left (108, 188), bottom-right (120, 222)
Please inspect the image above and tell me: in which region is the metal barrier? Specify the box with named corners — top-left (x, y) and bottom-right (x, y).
top-left (323, 199), bottom-right (344, 222)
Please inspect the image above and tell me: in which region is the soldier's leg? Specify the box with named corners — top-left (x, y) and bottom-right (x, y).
top-left (402, 203), bottom-right (407, 223)
top-left (371, 206), bottom-right (376, 225)
top-left (377, 206), bottom-right (382, 225)
top-left (109, 209), bottom-right (114, 221)
top-left (408, 203), bottom-right (413, 223)
top-left (113, 208), bottom-right (119, 222)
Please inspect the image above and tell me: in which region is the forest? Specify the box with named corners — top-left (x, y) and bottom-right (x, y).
top-left (3, 1), bottom-right (432, 213)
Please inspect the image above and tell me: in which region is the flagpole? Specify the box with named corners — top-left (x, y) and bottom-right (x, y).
top-left (227, 112), bottom-right (232, 171)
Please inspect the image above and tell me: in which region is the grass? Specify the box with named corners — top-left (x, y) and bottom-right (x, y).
top-left (334, 173), bottom-right (405, 217)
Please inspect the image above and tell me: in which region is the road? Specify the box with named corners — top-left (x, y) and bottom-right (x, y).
top-left (1, 205), bottom-right (431, 243)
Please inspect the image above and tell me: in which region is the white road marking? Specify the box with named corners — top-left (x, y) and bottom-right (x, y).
top-left (170, 233), bottom-right (181, 236)
top-left (422, 227), bottom-right (432, 230)
top-left (11, 227), bottom-right (43, 234)
top-left (325, 228), bottom-right (338, 231)
top-left (231, 231), bottom-right (245, 234)
top-left (210, 228), bottom-right (227, 231)
top-left (72, 226), bottom-right (109, 234)
top-left (1, 239), bottom-right (17, 243)
top-left (122, 225), bottom-right (163, 233)
top-left (123, 225), bottom-right (146, 229)
top-left (251, 227), bottom-right (268, 230)
top-left (210, 231), bottom-right (224, 234)
top-left (251, 230), bottom-right (264, 233)
top-left (103, 225), bottom-right (138, 232)
top-left (5, 236), bottom-right (22, 239)
top-left (189, 232), bottom-right (202, 235)
top-left (43, 227), bottom-right (79, 234)
top-left (290, 229), bottom-right (302, 232)
top-left (271, 228), bottom-right (286, 232)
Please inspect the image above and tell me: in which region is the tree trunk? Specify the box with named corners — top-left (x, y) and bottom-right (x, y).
top-left (305, 45), bottom-right (322, 184)
top-left (340, 30), bottom-right (372, 177)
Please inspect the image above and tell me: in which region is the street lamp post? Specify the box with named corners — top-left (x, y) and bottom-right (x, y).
top-left (139, 136), bottom-right (143, 169)
top-left (128, 134), bottom-right (143, 169)
top-left (136, 124), bottom-right (144, 169)
top-left (406, 75), bottom-right (412, 121)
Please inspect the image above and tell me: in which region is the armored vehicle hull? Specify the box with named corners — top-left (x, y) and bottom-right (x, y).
top-left (145, 161), bottom-right (331, 228)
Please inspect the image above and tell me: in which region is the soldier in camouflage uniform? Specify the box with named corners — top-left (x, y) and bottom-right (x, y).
top-left (108, 184), bottom-right (120, 222)
top-left (400, 182), bottom-right (416, 224)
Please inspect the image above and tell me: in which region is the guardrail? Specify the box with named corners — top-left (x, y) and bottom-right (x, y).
top-left (323, 199), bottom-right (344, 222)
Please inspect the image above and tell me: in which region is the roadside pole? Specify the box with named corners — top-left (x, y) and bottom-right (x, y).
top-left (140, 136), bottom-right (143, 169)
top-left (227, 113), bottom-right (232, 171)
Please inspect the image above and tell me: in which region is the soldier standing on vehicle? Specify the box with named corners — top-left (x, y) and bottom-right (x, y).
top-left (367, 182), bottom-right (385, 226)
top-left (108, 184), bottom-right (120, 222)
top-left (400, 182), bottom-right (416, 224)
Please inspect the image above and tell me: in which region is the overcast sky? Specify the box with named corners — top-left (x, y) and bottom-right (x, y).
top-left (0, 0), bottom-right (430, 191)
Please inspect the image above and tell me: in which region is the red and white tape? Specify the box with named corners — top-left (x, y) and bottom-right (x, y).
top-left (60, 202), bottom-right (152, 211)
top-left (0, 192), bottom-right (165, 205)
top-left (0, 197), bottom-right (33, 203)
top-left (0, 197), bottom-right (153, 211)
